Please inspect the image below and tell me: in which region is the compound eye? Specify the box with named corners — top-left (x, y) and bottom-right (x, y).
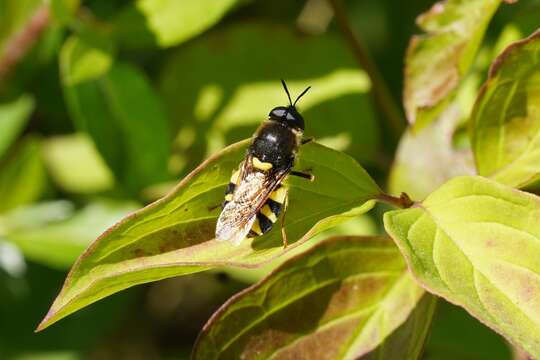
top-left (286, 112), bottom-right (296, 121)
top-left (270, 108), bottom-right (287, 118)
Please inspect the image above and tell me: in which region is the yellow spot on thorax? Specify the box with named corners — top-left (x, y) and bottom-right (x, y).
top-left (252, 157), bottom-right (273, 171)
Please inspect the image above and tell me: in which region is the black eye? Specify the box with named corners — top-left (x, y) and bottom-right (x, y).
top-left (269, 106), bottom-right (288, 120)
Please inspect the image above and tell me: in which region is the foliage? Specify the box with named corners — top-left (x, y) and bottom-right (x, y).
top-left (0, 0), bottom-right (539, 358)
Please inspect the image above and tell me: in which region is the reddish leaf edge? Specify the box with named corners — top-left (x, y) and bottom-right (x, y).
top-left (470, 28), bottom-right (540, 180)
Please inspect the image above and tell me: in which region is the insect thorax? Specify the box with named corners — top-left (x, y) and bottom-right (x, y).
top-left (249, 120), bottom-right (302, 169)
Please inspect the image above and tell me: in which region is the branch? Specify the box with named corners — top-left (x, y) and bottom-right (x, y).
top-left (0, 5), bottom-right (50, 83)
top-left (327, 0), bottom-right (405, 139)
top-left (376, 192), bottom-right (414, 209)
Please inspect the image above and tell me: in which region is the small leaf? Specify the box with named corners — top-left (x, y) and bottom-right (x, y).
top-left (3, 200), bottom-right (138, 269)
top-left (384, 176), bottom-right (540, 358)
top-left (471, 29), bottom-right (540, 188)
top-left (60, 35), bottom-right (171, 194)
top-left (115, 0), bottom-right (244, 48)
top-left (194, 236), bottom-right (433, 360)
top-left (404, 0), bottom-right (511, 129)
top-left (0, 137), bottom-right (45, 213)
top-left (43, 133), bottom-right (114, 194)
top-left (37, 141), bottom-right (380, 331)
top-left (0, 94), bottom-right (34, 159)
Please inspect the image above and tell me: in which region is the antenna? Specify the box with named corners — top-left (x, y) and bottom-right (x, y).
top-left (293, 86), bottom-right (311, 106)
top-left (281, 79), bottom-right (293, 106)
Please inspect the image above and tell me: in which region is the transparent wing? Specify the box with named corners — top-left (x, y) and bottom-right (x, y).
top-left (215, 157), bottom-right (290, 245)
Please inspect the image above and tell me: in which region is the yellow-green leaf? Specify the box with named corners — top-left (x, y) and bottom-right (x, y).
top-left (404, 0), bottom-right (511, 129)
top-left (37, 141), bottom-right (380, 331)
top-left (471, 29), bottom-right (540, 188)
top-left (194, 236), bottom-right (434, 360)
top-left (384, 176), bottom-right (540, 357)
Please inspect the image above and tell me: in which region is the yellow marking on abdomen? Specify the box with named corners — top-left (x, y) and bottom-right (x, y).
top-left (269, 186), bottom-right (287, 203)
top-left (261, 205), bottom-right (278, 223)
top-left (251, 218), bottom-right (263, 235)
top-left (252, 157), bottom-right (273, 171)
top-left (225, 194), bottom-right (233, 201)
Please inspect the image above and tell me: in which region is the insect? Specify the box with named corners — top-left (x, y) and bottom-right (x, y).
top-left (215, 80), bottom-right (314, 247)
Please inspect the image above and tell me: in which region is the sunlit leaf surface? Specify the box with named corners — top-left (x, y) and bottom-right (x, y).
top-left (194, 236), bottom-right (434, 360)
top-left (37, 141), bottom-right (380, 331)
top-left (384, 176), bottom-right (540, 358)
top-left (42, 133), bottom-right (114, 194)
top-left (471, 29), bottom-right (540, 188)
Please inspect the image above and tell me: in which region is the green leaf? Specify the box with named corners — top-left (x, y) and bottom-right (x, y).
top-left (4, 200), bottom-right (138, 269)
top-left (404, 0), bottom-right (510, 129)
top-left (160, 24), bottom-right (377, 173)
top-left (194, 236), bottom-right (433, 359)
top-left (471, 29), bottom-right (540, 188)
top-left (0, 137), bottom-right (45, 213)
top-left (43, 133), bottom-right (114, 194)
top-left (115, 0), bottom-right (244, 48)
top-left (60, 35), bottom-right (171, 195)
top-left (37, 141), bottom-right (380, 331)
top-left (384, 176), bottom-right (540, 358)
top-left (0, 95), bottom-right (34, 159)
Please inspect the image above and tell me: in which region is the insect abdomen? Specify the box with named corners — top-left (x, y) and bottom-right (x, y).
top-left (248, 185), bottom-right (287, 237)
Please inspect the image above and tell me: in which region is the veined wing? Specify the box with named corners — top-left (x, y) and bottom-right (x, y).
top-left (215, 156), bottom-right (291, 245)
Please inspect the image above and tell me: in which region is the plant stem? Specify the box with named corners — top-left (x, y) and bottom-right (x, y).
top-left (327, 0), bottom-right (405, 139)
top-left (377, 192), bottom-right (414, 209)
top-left (0, 5), bottom-right (50, 84)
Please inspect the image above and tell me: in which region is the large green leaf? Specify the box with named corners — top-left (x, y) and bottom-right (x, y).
top-left (160, 24), bottom-right (377, 174)
top-left (384, 176), bottom-right (540, 358)
top-left (471, 29), bottom-right (540, 188)
top-left (115, 0), bottom-right (243, 48)
top-left (60, 35), bottom-right (171, 195)
top-left (0, 94), bottom-right (34, 159)
top-left (403, 0), bottom-right (510, 129)
top-left (37, 141), bottom-right (380, 331)
top-left (194, 236), bottom-right (434, 360)
top-left (0, 137), bottom-right (45, 213)
top-left (3, 200), bottom-right (138, 269)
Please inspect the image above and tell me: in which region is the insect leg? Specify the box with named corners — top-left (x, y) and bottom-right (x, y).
top-left (290, 170), bottom-right (315, 181)
top-left (280, 194), bottom-right (289, 248)
top-left (301, 137), bottom-right (314, 145)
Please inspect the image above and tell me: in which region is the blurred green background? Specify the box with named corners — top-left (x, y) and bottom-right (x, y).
top-left (1, 0), bottom-right (539, 358)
